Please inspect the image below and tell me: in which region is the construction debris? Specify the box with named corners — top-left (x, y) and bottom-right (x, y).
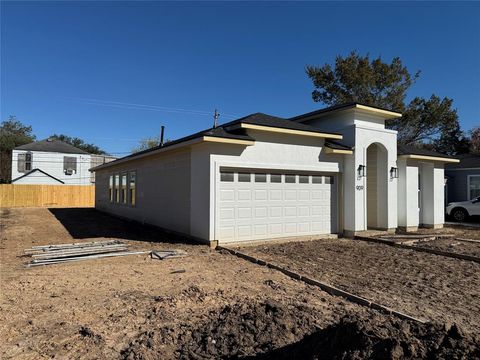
top-left (150, 249), bottom-right (188, 260)
top-left (24, 240), bottom-right (187, 267)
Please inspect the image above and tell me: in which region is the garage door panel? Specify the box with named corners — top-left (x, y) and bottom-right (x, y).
top-left (217, 170), bottom-right (337, 242)
top-left (237, 190), bottom-right (251, 200)
top-left (237, 207), bottom-right (252, 219)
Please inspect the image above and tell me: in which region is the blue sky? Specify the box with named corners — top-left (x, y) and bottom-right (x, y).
top-left (2, 1), bottom-right (479, 155)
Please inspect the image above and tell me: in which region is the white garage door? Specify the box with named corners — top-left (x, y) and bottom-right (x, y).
top-left (216, 170), bottom-right (337, 243)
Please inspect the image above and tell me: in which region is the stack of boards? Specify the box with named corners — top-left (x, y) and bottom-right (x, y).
top-left (24, 240), bottom-right (148, 268)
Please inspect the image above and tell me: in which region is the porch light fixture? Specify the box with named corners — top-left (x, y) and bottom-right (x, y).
top-left (390, 167), bottom-right (399, 179)
top-left (357, 165), bottom-right (366, 178)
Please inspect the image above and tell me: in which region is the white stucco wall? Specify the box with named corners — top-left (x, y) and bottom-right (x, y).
top-left (11, 150), bottom-right (92, 185)
top-left (202, 131), bottom-right (345, 242)
top-left (397, 159), bottom-right (420, 228)
top-left (95, 149), bottom-right (192, 235)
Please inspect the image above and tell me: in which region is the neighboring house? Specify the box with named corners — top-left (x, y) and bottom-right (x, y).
top-left (11, 138), bottom-right (115, 185)
top-left (92, 103), bottom-right (459, 245)
top-left (445, 154), bottom-right (480, 203)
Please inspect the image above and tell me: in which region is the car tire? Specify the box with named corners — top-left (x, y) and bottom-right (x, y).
top-left (451, 208), bottom-right (468, 222)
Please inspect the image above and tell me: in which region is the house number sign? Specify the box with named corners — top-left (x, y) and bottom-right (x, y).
top-left (356, 185), bottom-right (364, 191)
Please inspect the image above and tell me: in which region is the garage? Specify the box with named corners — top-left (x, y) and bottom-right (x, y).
top-left (216, 169), bottom-right (337, 243)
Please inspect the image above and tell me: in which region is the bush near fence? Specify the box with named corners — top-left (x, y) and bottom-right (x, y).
top-left (0, 185), bottom-right (94, 208)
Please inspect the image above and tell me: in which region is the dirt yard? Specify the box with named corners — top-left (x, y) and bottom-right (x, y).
top-left (1, 208), bottom-right (479, 359)
top-left (239, 235), bottom-right (480, 335)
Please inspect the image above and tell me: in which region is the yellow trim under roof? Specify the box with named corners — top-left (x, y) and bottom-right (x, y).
top-left (239, 123), bottom-right (343, 140)
top-left (324, 147), bottom-right (353, 155)
top-left (354, 104), bottom-right (402, 119)
top-left (202, 136), bottom-right (255, 146)
top-left (398, 154), bottom-right (460, 163)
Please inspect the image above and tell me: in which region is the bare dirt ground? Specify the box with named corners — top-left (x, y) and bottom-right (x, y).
top-left (413, 238), bottom-right (480, 257)
top-left (1, 208), bottom-right (479, 359)
top-left (239, 236), bottom-right (480, 335)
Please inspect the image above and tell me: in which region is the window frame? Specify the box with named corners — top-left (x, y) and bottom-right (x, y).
top-left (109, 175), bottom-right (114, 202)
top-left (114, 174), bottom-right (120, 203)
top-left (129, 171), bottom-right (137, 206)
top-left (468, 175), bottom-right (480, 200)
top-left (25, 152), bottom-right (33, 171)
top-left (120, 172), bottom-right (128, 204)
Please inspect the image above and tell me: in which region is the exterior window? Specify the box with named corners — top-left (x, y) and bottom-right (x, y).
top-left (109, 175), bottom-right (113, 202)
top-left (115, 174), bottom-right (120, 203)
top-left (25, 153), bottom-right (32, 171)
top-left (270, 174), bottom-right (282, 183)
top-left (238, 173), bottom-right (251, 182)
top-left (324, 176), bottom-right (334, 184)
top-left (63, 156), bottom-right (77, 175)
top-left (121, 173), bottom-right (127, 204)
top-left (285, 174), bottom-right (296, 183)
top-left (220, 172), bottom-right (234, 182)
top-left (299, 175), bottom-right (309, 184)
top-left (255, 173), bottom-right (267, 183)
top-left (469, 175), bottom-right (480, 200)
top-left (312, 175), bottom-right (322, 184)
top-left (17, 153), bottom-right (26, 173)
top-left (129, 171), bottom-right (136, 206)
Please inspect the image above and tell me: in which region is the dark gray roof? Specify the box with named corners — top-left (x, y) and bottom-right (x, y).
top-left (397, 145), bottom-right (453, 159)
top-left (93, 112), bottom-right (341, 170)
top-left (290, 102), bottom-right (401, 122)
top-left (223, 112), bottom-right (342, 135)
top-left (15, 139), bottom-right (89, 154)
top-left (11, 168), bottom-right (65, 184)
top-left (446, 154), bottom-right (480, 169)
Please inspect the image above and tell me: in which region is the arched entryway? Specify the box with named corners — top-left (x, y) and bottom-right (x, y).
top-left (366, 143), bottom-right (388, 229)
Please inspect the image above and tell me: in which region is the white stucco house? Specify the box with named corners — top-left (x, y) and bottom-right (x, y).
top-left (11, 138), bottom-right (115, 185)
top-left (92, 103), bottom-right (459, 245)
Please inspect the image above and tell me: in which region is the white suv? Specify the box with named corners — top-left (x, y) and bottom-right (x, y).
top-left (446, 196), bottom-right (480, 222)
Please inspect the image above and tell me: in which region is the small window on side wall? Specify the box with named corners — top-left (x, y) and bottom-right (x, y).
top-left (220, 172), bottom-right (234, 182)
top-left (121, 173), bottom-right (127, 204)
top-left (109, 175), bottom-right (113, 202)
top-left (115, 174), bottom-right (120, 203)
top-left (129, 171), bottom-right (136, 206)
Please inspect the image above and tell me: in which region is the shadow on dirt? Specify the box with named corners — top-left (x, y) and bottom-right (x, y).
top-left (48, 208), bottom-right (199, 245)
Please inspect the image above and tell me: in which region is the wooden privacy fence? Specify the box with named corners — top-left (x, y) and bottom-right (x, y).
top-left (0, 185), bottom-right (95, 208)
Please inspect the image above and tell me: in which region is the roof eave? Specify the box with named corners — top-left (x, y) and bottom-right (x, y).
top-left (229, 123), bottom-right (343, 140)
top-left (398, 154), bottom-right (460, 163)
top-left (91, 136), bottom-right (255, 172)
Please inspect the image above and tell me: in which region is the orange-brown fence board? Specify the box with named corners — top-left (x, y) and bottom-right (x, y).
top-left (0, 185), bottom-right (95, 208)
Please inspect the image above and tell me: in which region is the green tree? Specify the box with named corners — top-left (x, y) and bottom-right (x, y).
top-left (0, 116), bottom-right (36, 182)
top-left (132, 136), bottom-right (161, 153)
top-left (131, 136), bottom-right (171, 153)
top-left (0, 115), bottom-right (36, 151)
top-left (50, 134), bottom-right (106, 155)
top-left (470, 127), bottom-right (480, 154)
top-left (306, 52), bottom-right (466, 152)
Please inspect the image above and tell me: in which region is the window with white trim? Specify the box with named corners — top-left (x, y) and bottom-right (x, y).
top-left (121, 173), bottom-right (127, 204)
top-left (469, 175), bottom-right (480, 200)
top-left (109, 175), bottom-right (113, 202)
top-left (115, 174), bottom-right (120, 203)
top-left (129, 171), bottom-right (136, 206)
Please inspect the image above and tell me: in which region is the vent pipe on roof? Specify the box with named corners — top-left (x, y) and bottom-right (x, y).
top-left (160, 126), bottom-right (165, 147)
top-left (213, 109), bottom-right (220, 128)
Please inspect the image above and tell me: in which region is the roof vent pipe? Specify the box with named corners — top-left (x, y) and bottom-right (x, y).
top-left (160, 126), bottom-right (165, 147)
top-left (213, 109), bottom-right (220, 128)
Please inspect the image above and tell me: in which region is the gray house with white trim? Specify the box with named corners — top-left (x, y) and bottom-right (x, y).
top-left (445, 154), bottom-right (480, 203)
